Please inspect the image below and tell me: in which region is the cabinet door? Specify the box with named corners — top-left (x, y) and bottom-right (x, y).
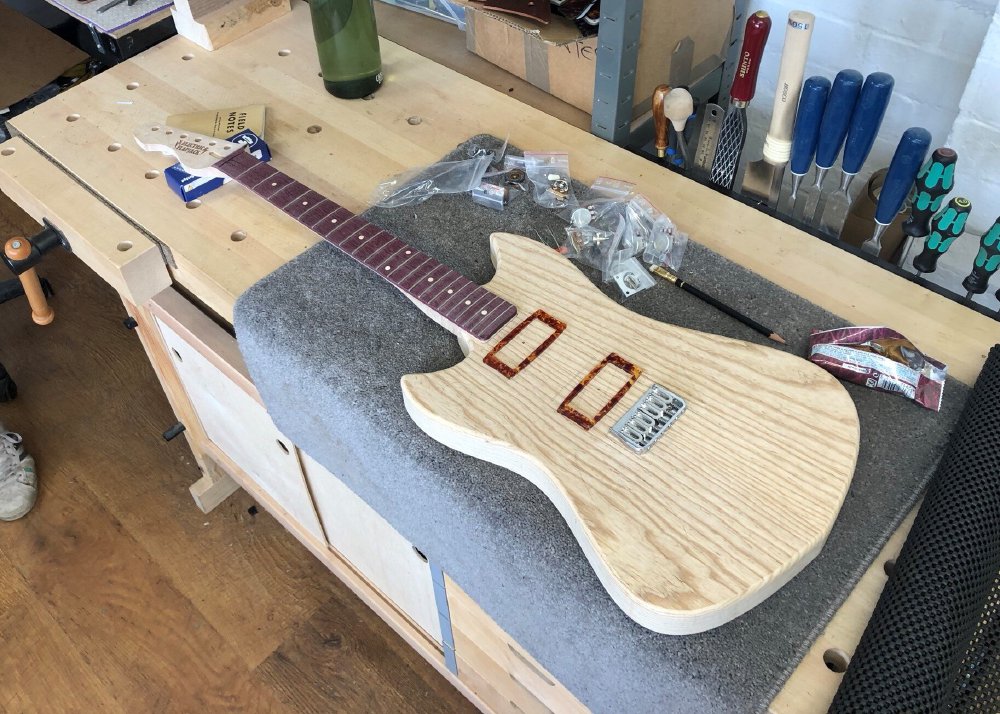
top-left (300, 453), bottom-right (442, 644)
top-left (154, 312), bottom-right (325, 543)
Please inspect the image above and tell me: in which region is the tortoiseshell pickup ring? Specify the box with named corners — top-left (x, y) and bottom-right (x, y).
top-left (483, 309), bottom-right (567, 379)
top-left (558, 353), bottom-right (642, 430)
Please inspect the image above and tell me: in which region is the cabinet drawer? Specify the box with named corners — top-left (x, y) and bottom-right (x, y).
top-left (448, 578), bottom-right (587, 714)
top-left (301, 453), bottom-right (442, 644)
top-left (151, 295), bottom-right (324, 542)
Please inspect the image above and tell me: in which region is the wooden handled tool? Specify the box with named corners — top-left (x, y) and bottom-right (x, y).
top-left (4, 237), bottom-right (53, 325)
top-left (792, 69), bottom-right (863, 222)
top-left (652, 84), bottom-right (670, 159)
top-left (817, 72), bottom-right (895, 237)
top-left (663, 87), bottom-right (694, 167)
top-left (741, 10), bottom-right (814, 205)
top-left (860, 127), bottom-right (932, 257)
top-left (913, 196), bottom-right (971, 276)
top-left (709, 11), bottom-right (772, 191)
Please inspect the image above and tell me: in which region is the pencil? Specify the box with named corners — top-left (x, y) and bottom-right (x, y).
top-left (649, 265), bottom-right (786, 345)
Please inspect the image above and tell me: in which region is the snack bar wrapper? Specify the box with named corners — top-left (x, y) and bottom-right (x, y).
top-left (808, 326), bottom-right (947, 411)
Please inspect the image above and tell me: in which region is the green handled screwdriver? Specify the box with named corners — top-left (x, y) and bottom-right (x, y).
top-left (912, 196), bottom-right (971, 276)
top-left (962, 217), bottom-right (1000, 299)
top-left (904, 148), bottom-right (958, 237)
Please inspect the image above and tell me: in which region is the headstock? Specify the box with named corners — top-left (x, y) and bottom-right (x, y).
top-left (133, 123), bottom-right (245, 179)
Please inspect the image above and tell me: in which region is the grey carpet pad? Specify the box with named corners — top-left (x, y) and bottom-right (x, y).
top-left (233, 136), bottom-right (968, 713)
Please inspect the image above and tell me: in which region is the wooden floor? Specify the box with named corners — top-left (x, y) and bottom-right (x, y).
top-left (0, 192), bottom-right (474, 714)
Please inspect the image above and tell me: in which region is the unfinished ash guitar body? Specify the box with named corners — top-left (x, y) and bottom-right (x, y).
top-left (403, 234), bottom-right (860, 635)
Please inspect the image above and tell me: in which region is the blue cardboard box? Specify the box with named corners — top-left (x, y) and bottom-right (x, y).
top-left (164, 128), bottom-right (271, 201)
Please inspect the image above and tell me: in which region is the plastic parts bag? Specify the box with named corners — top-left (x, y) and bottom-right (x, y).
top-left (373, 153), bottom-right (493, 208)
top-left (524, 152), bottom-right (577, 208)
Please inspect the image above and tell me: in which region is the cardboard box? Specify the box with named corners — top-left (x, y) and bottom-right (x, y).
top-left (464, 1), bottom-right (733, 116)
top-left (164, 128), bottom-right (271, 202)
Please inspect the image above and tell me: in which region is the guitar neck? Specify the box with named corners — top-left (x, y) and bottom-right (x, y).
top-left (216, 150), bottom-right (516, 341)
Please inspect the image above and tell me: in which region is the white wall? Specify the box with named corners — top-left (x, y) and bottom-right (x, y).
top-left (737, 0), bottom-right (1000, 307)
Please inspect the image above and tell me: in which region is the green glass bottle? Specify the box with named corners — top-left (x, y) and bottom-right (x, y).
top-left (309, 0), bottom-right (383, 99)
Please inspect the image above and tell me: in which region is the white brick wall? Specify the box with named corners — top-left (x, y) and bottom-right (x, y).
top-left (735, 0), bottom-right (1000, 307)
top-left (743, 0), bottom-right (998, 177)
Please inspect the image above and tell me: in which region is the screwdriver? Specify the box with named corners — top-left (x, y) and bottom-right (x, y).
top-left (899, 148), bottom-right (958, 266)
top-left (904, 148), bottom-right (958, 237)
top-left (962, 218), bottom-right (1000, 300)
top-left (912, 197), bottom-right (971, 277)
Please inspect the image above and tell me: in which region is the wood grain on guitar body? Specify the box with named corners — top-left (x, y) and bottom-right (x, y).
top-left (136, 124), bottom-right (861, 635)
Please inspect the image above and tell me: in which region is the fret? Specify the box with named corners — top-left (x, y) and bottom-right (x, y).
top-left (464, 295), bottom-right (507, 333)
top-left (301, 199), bottom-right (339, 229)
top-left (473, 303), bottom-right (517, 338)
top-left (448, 287), bottom-right (492, 324)
top-left (271, 181), bottom-right (310, 210)
top-left (437, 280), bottom-right (478, 316)
top-left (285, 190), bottom-right (327, 221)
top-left (384, 251), bottom-right (429, 286)
top-left (350, 232), bottom-right (394, 262)
top-left (216, 150), bottom-right (258, 179)
top-left (394, 255), bottom-right (438, 292)
top-left (411, 264), bottom-right (454, 301)
top-left (220, 151), bottom-right (516, 340)
top-left (424, 273), bottom-right (466, 311)
top-left (325, 215), bottom-right (368, 246)
top-left (321, 207), bottom-right (354, 235)
top-left (231, 161), bottom-right (277, 188)
top-left (358, 236), bottom-right (405, 267)
top-left (253, 172), bottom-right (297, 201)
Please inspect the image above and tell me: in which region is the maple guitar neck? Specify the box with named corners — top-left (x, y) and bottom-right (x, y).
top-left (216, 150), bottom-right (517, 341)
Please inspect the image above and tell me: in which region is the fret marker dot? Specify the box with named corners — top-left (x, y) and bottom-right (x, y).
top-left (302, 201), bottom-right (308, 205)
top-left (358, 235), bottom-right (365, 240)
top-left (464, 300), bottom-right (471, 305)
top-left (405, 250), bottom-right (411, 255)
top-left (331, 218), bottom-right (338, 223)
top-left (427, 277), bottom-right (434, 282)
top-left (384, 265), bottom-right (391, 271)
top-left (481, 310), bottom-right (488, 315)
top-left (271, 182), bottom-right (277, 186)
top-left (447, 289), bottom-right (453, 294)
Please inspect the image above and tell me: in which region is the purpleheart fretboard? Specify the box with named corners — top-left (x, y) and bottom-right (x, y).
top-left (216, 150), bottom-right (516, 341)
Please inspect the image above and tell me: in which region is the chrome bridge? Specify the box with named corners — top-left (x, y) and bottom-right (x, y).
top-left (610, 384), bottom-right (686, 453)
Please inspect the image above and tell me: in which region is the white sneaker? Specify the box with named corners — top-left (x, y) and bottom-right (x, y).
top-left (0, 429), bottom-right (37, 521)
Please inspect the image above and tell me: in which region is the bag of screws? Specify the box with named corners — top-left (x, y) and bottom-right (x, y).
top-left (524, 151), bottom-right (578, 208)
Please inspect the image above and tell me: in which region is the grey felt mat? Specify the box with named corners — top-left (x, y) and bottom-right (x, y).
top-left (233, 136), bottom-right (968, 713)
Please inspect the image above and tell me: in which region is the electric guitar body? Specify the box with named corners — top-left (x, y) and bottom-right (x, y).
top-left (403, 233), bottom-right (859, 635)
top-left (137, 126), bottom-right (861, 635)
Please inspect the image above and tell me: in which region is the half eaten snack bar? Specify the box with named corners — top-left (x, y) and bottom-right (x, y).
top-left (808, 326), bottom-right (947, 411)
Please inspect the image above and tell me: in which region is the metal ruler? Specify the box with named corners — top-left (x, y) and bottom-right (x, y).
top-left (691, 103), bottom-right (724, 174)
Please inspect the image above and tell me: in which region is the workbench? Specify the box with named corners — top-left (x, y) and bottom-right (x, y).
top-left (2, 4), bottom-right (998, 712)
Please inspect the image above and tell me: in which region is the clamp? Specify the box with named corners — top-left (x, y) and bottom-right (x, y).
top-left (3, 219), bottom-right (71, 325)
